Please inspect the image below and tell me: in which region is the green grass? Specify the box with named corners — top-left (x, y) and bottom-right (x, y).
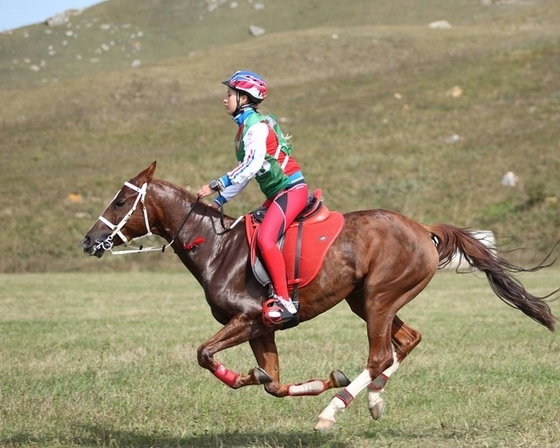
top-left (1, 268), bottom-right (559, 447)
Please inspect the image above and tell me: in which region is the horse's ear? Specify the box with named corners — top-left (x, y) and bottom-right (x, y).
top-left (132, 161), bottom-right (157, 184)
top-left (146, 161), bottom-right (157, 179)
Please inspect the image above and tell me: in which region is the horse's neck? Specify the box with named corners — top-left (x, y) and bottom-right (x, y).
top-left (150, 180), bottom-right (246, 281)
top-left (150, 180), bottom-right (211, 240)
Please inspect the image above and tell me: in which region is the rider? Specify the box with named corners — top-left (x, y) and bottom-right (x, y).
top-left (197, 70), bottom-right (309, 327)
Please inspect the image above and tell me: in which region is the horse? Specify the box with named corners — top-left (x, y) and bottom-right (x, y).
top-left (80, 161), bottom-right (558, 430)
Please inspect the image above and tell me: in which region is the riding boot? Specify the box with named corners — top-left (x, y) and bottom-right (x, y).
top-left (260, 246), bottom-right (298, 326)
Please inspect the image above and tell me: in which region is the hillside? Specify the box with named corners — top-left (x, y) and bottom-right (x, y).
top-left (0, 0), bottom-right (559, 272)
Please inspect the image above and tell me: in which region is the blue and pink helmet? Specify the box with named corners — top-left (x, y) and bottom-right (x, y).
top-left (222, 70), bottom-right (267, 103)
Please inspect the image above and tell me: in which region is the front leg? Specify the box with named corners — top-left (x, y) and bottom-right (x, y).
top-left (197, 313), bottom-right (273, 389)
top-left (249, 334), bottom-right (351, 397)
top-left (197, 314), bottom-right (350, 395)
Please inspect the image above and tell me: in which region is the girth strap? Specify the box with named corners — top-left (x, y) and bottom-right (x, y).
top-left (292, 220), bottom-right (304, 303)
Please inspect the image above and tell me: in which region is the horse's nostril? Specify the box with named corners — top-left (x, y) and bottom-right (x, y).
top-left (80, 236), bottom-right (90, 248)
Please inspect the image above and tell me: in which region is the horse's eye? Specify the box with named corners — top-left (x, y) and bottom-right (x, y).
top-left (114, 198), bottom-right (127, 208)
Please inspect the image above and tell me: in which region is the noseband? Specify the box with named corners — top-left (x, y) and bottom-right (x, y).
top-left (92, 181), bottom-right (156, 254)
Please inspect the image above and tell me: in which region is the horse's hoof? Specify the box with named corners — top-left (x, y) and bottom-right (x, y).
top-left (369, 399), bottom-right (385, 420)
top-left (330, 370), bottom-right (351, 388)
top-left (314, 417), bottom-right (335, 431)
top-left (253, 366), bottom-right (273, 384)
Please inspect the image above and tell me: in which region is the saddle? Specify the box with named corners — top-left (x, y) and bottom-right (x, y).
top-left (245, 189), bottom-right (345, 298)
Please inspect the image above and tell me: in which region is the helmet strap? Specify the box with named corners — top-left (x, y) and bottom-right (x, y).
top-left (233, 91), bottom-right (244, 116)
top-left (235, 90), bottom-right (241, 109)
top-left (233, 91), bottom-right (255, 116)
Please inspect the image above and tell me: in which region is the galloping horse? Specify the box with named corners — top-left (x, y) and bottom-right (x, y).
top-left (81, 162), bottom-right (558, 430)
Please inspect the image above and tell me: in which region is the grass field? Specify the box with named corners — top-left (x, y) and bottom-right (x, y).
top-left (1, 268), bottom-right (559, 448)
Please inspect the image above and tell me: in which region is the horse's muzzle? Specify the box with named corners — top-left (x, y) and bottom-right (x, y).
top-left (80, 235), bottom-right (105, 258)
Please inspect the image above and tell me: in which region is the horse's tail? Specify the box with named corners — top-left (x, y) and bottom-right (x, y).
top-left (427, 223), bottom-right (558, 332)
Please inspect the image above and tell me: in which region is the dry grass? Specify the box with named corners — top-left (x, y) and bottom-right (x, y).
top-left (1, 0), bottom-right (559, 273)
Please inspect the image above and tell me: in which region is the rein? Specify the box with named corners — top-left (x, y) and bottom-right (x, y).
top-left (93, 181), bottom-right (242, 255)
top-left (212, 203), bottom-right (244, 236)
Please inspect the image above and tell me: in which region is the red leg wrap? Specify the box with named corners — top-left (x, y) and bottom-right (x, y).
top-left (213, 363), bottom-right (239, 388)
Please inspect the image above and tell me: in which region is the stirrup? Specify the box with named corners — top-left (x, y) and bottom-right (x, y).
top-left (262, 298), bottom-right (298, 327)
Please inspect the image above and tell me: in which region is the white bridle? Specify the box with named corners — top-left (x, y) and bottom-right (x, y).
top-left (93, 181), bottom-right (171, 255)
top-left (91, 180), bottom-right (244, 256)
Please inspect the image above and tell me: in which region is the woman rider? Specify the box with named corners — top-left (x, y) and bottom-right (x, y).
top-left (197, 71), bottom-right (309, 326)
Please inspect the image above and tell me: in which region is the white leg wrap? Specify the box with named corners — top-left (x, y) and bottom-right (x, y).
top-left (288, 380), bottom-right (326, 396)
top-left (317, 348), bottom-right (403, 427)
top-left (317, 369), bottom-right (373, 424)
top-left (368, 348), bottom-right (400, 409)
top-left (345, 369), bottom-right (374, 397)
top-left (317, 396), bottom-right (346, 423)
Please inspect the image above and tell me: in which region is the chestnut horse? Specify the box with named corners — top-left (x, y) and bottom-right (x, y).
top-left (81, 162), bottom-right (557, 430)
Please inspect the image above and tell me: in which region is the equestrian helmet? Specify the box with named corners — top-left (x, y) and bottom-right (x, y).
top-left (222, 70), bottom-right (267, 103)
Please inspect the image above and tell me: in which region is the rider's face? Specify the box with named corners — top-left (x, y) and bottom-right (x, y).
top-left (224, 88), bottom-right (248, 115)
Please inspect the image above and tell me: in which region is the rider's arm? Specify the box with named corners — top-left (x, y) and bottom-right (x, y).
top-left (218, 122), bottom-right (268, 188)
top-left (212, 122), bottom-right (269, 204)
top-left (213, 179), bottom-right (251, 206)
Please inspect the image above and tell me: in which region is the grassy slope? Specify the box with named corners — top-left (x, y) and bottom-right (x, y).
top-left (0, 0), bottom-right (559, 272)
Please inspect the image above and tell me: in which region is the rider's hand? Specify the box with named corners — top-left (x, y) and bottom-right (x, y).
top-left (197, 184), bottom-right (213, 199)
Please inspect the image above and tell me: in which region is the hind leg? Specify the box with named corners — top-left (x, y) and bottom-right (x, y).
top-left (315, 295), bottom-right (395, 430)
top-left (315, 286), bottom-right (397, 430)
top-left (315, 286), bottom-right (427, 430)
top-left (344, 293), bottom-right (423, 419)
top-left (367, 315), bottom-right (422, 419)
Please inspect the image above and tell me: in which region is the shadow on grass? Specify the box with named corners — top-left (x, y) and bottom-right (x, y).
top-left (1, 426), bottom-right (350, 448)
top-left (0, 423), bottom-right (467, 448)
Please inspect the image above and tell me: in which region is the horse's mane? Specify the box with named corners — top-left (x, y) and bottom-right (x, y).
top-left (152, 177), bottom-right (240, 223)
